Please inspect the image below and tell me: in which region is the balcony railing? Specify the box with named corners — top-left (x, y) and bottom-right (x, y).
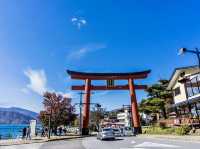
top-left (159, 118), bottom-right (200, 127)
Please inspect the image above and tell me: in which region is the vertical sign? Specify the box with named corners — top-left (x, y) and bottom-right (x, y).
top-left (107, 80), bottom-right (114, 87)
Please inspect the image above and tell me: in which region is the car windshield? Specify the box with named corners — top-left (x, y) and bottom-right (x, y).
top-left (103, 128), bottom-right (112, 132)
top-left (125, 127), bottom-right (132, 131)
top-left (113, 129), bottom-right (119, 131)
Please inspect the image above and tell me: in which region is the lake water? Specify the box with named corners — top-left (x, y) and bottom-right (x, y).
top-left (0, 124), bottom-right (37, 139)
top-left (0, 124), bottom-right (29, 139)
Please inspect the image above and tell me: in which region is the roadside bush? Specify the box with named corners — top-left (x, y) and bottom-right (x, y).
top-left (142, 126), bottom-right (175, 135)
top-left (157, 122), bottom-right (166, 129)
top-left (143, 125), bottom-right (192, 136)
top-left (175, 125), bottom-right (191, 136)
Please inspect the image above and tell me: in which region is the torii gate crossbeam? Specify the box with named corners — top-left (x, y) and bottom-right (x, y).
top-left (67, 70), bottom-right (151, 135)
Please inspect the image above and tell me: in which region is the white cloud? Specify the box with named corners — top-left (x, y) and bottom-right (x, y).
top-left (55, 91), bottom-right (74, 98)
top-left (71, 17), bottom-right (87, 29)
top-left (67, 43), bottom-right (106, 60)
top-left (21, 88), bottom-right (30, 94)
top-left (24, 68), bottom-right (47, 95)
top-left (71, 17), bottom-right (78, 22)
top-left (69, 47), bottom-right (89, 59)
top-left (80, 19), bottom-right (86, 25)
top-left (23, 68), bottom-right (73, 98)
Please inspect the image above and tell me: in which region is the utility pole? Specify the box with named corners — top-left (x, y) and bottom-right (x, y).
top-left (48, 114), bottom-right (51, 139)
top-left (45, 111), bottom-right (52, 139)
top-left (43, 98), bottom-right (52, 140)
top-left (78, 92), bottom-right (85, 136)
top-left (75, 92), bottom-right (97, 135)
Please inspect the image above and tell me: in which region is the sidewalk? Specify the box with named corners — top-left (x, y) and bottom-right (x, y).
top-left (138, 134), bottom-right (200, 142)
top-left (0, 135), bottom-right (82, 146)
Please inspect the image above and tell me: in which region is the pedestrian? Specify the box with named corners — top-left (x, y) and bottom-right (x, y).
top-left (45, 127), bottom-right (48, 137)
top-left (41, 128), bottom-right (45, 137)
top-left (59, 127), bottom-right (62, 136)
top-left (26, 126), bottom-right (31, 140)
top-left (63, 128), bottom-right (67, 135)
top-left (133, 128), bottom-right (138, 136)
top-left (22, 127), bottom-right (27, 139)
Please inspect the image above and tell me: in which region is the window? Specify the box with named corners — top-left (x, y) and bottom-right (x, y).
top-left (191, 77), bottom-right (199, 95)
top-left (187, 86), bottom-right (194, 97)
top-left (174, 87), bottom-right (181, 96)
top-left (186, 75), bottom-right (200, 97)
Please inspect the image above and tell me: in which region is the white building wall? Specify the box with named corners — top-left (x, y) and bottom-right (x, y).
top-left (117, 109), bottom-right (131, 127)
top-left (173, 78), bottom-right (187, 104)
top-left (172, 68), bottom-right (200, 104)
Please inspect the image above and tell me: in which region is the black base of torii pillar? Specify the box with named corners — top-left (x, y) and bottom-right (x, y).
top-left (82, 128), bottom-right (90, 136)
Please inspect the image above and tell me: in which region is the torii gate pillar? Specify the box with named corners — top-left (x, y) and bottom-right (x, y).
top-left (128, 78), bottom-right (141, 133)
top-left (82, 79), bottom-right (91, 135)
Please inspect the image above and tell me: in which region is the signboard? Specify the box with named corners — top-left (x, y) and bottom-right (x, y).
top-left (30, 120), bottom-right (37, 137)
top-left (107, 80), bottom-right (114, 87)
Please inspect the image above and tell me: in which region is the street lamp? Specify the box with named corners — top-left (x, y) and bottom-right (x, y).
top-left (178, 47), bottom-right (200, 124)
top-left (178, 47), bottom-right (200, 68)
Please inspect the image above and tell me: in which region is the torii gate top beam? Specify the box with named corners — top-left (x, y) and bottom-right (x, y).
top-left (67, 70), bottom-right (151, 80)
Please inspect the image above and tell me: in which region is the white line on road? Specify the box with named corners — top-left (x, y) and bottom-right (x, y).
top-left (1, 143), bottom-right (44, 149)
top-left (120, 147), bottom-right (145, 149)
top-left (134, 142), bottom-right (180, 148)
top-left (131, 140), bottom-right (136, 144)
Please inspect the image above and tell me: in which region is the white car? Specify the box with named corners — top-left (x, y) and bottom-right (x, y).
top-left (120, 127), bottom-right (134, 136)
top-left (113, 128), bottom-right (122, 137)
top-left (97, 128), bottom-right (115, 140)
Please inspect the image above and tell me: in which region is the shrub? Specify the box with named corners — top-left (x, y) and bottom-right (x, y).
top-left (142, 126), bottom-right (175, 135)
top-left (175, 125), bottom-right (191, 136)
top-left (158, 122), bottom-right (166, 129)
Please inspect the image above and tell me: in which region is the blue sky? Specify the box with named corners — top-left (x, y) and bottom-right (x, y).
top-left (1, 0), bottom-right (200, 112)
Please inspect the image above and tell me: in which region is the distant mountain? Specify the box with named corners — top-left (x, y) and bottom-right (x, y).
top-left (0, 107), bottom-right (39, 124)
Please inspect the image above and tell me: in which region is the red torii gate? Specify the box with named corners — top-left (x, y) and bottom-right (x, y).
top-left (67, 70), bottom-right (151, 135)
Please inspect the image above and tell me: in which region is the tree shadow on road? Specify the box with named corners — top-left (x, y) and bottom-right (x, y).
top-left (102, 138), bottom-right (124, 141)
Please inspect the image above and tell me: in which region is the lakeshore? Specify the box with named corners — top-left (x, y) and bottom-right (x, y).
top-left (0, 124), bottom-right (41, 140)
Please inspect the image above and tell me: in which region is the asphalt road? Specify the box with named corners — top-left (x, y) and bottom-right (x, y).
top-left (2, 136), bottom-right (200, 149)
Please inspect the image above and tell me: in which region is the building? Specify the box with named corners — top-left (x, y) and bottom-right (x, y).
top-left (117, 108), bottom-right (131, 127)
top-left (100, 106), bottom-right (132, 128)
top-left (167, 65), bottom-right (200, 120)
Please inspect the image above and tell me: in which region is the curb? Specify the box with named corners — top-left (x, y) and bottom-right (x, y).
top-left (0, 135), bottom-right (87, 146)
top-left (47, 136), bottom-right (83, 142)
top-left (138, 134), bottom-right (200, 143)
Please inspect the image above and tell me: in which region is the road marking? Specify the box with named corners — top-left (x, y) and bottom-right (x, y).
top-left (134, 142), bottom-right (180, 148)
top-left (120, 148), bottom-right (145, 149)
top-left (131, 140), bottom-right (136, 144)
top-left (1, 143), bottom-right (43, 149)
